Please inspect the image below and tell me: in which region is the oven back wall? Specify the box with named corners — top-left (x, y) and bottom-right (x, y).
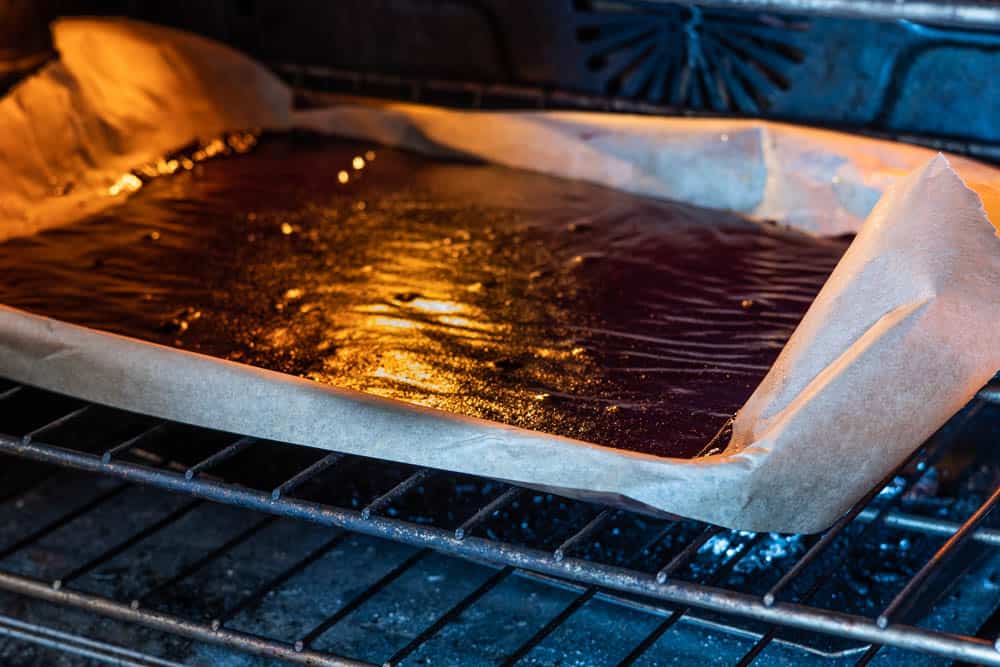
top-left (10, 0), bottom-right (995, 153)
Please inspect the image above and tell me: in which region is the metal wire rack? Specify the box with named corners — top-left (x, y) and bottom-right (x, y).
top-left (275, 64), bottom-right (1000, 165)
top-left (0, 2), bottom-right (998, 664)
top-left (0, 377), bottom-right (998, 666)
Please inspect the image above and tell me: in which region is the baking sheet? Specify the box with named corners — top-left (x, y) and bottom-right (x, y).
top-left (1, 18), bottom-right (998, 532)
top-left (0, 132), bottom-right (851, 460)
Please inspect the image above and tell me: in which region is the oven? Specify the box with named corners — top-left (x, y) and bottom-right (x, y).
top-left (1, 1), bottom-right (1000, 666)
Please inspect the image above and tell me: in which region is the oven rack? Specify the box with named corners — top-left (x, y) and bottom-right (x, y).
top-left (658, 0), bottom-right (1000, 28)
top-left (276, 63), bottom-right (1000, 166)
top-left (0, 378), bottom-right (998, 666)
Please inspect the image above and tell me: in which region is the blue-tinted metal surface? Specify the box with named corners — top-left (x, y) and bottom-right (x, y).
top-left (0, 379), bottom-right (998, 665)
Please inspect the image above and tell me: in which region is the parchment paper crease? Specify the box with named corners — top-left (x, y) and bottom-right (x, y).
top-left (1, 18), bottom-right (997, 532)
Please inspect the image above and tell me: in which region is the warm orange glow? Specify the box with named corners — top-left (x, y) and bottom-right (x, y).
top-left (406, 297), bottom-right (464, 314)
top-left (337, 170), bottom-right (349, 184)
top-left (352, 156), bottom-right (365, 170)
top-left (203, 138), bottom-right (226, 158)
top-left (227, 132), bottom-right (257, 153)
top-left (368, 316), bottom-right (421, 330)
top-left (155, 159), bottom-right (179, 175)
top-left (266, 327), bottom-right (293, 348)
top-left (437, 315), bottom-right (489, 332)
top-left (971, 183), bottom-right (1000, 234)
top-left (372, 350), bottom-right (457, 393)
top-left (108, 173), bottom-right (142, 196)
top-left (104, 132), bottom-right (261, 201)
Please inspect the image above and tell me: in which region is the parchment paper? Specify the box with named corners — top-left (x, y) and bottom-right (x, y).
top-left (1, 18), bottom-right (998, 532)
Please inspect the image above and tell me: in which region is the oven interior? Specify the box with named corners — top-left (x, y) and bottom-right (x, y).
top-left (2, 1), bottom-right (1000, 666)
top-left (1, 379), bottom-right (1000, 666)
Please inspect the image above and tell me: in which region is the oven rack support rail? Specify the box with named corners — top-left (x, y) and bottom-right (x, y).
top-left (0, 381), bottom-right (998, 666)
top-left (673, 0), bottom-right (1000, 29)
top-left (277, 58), bottom-right (1000, 167)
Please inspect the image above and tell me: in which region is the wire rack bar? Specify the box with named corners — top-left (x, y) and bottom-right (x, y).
top-left (183, 437), bottom-right (256, 480)
top-left (271, 452), bottom-right (342, 500)
top-left (670, 0), bottom-right (1000, 28)
top-left (617, 533), bottom-right (767, 667)
top-left (0, 612), bottom-right (185, 667)
top-left (214, 531), bottom-right (350, 626)
top-left (0, 570), bottom-right (376, 667)
top-left (733, 629), bottom-right (772, 667)
top-left (853, 644), bottom-right (881, 666)
top-left (54, 500), bottom-right (203, 590)
top-left (21, 405), bottom-right (90, 445)
top-left (763, 419), bottom-right (955, 607)
top-left (554, 509), bottom-right (615, 562)
top-left (137, 515), bottom-right (278, 607)
top-left (0, 386), bottom-right (22, 401)
top-left (361, 468), bottom-right (435, 520)
top-left (101, 422), bottom-right (167, 463)
top-left (384, 565), bottom-right (514, 667)
top-left (280, 66), bottom-right (1000, 164)
top-left (506, 514), bottom-right (716, 666)
top-left (657, 525), bottom-right (725, 583)
top-left (454, 487), bottom-right (520, 540)
top-left (878, 484), bottom-right (1000, 629)
top-left (0, 484), bottom-right (128, 561)
top-left (502, 586), bottom-right (598, 667)
top-left (0, 460), bottom-right (369, 665)
top-left (855, 507), bottom-right (1000, 547)
top-left (298, 549), bottom-right (430, 650)
top-left (3, 430), bottom-right (1000, 665)
top-left (1, 434), bottom-right (998, 664)
top-left (734, 405), bottom-right (979, 665)
top-left (617, 607), bottom-right (686, 667)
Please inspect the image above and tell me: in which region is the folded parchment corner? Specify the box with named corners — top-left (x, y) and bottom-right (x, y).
top-left (724, 154), bottom-right (1000, 532)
